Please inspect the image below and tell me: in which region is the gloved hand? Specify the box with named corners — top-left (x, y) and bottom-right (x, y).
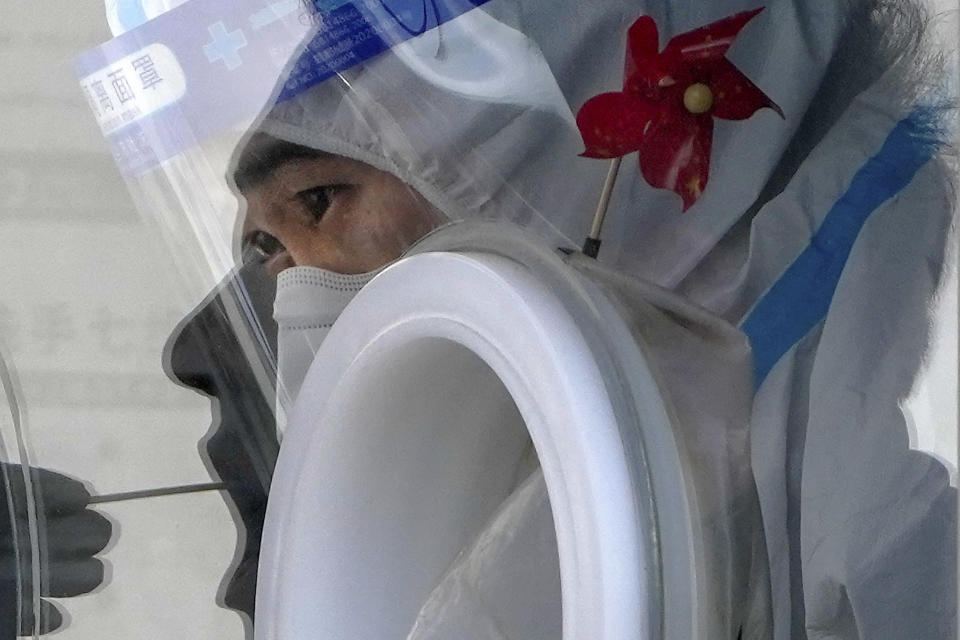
top-left (0, 464), bottom-right (112, 638)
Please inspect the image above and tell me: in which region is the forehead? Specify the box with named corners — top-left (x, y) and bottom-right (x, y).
top-left (233, 133), bottom-right (332, 193)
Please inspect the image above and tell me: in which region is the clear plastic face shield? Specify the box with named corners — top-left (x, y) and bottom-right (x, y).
top-left (2, 0), bottom-right (956, 637)
top-left (76, 0), bottom-right (599, 410)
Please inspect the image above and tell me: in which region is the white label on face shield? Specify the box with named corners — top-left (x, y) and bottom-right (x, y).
top-left (79, 43), bottom-right (186, 135)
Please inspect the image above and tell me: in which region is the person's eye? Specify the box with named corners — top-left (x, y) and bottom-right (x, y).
top-left (242, 230), bottom-right (285, 261)
top-left (296, 184), bottom-right (347, 222)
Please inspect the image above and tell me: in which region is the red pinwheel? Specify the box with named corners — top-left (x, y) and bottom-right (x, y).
top-left (577, 8), bottom-right (783, 210)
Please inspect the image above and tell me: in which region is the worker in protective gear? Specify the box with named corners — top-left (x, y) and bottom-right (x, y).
top-left (224, 0), bottom-right (956, 637)
top-left (73, 0), bottom-right (956, 636)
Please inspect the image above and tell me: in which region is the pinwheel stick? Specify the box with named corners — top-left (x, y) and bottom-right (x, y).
top-left (582, 157), bottom-right (622, 259)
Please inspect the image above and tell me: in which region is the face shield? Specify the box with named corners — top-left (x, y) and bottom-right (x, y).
top-left (75, 0), bottom-right (850, 412)
top-left (80, 0), bottom-right (868, 292)
top-left (4, 0), bottom-right (954, 637)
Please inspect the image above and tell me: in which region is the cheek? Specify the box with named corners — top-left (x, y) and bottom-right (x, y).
top-left (267, 180), bottom-right (442, 274)
top-left (379, 182), bottom-right (443, 241)
top-left (371, 199), bottom-right (438, 256)
top-left (335, 192), bottom-right (433, 268)
top-left (339, 208), bottom-right (407, 266)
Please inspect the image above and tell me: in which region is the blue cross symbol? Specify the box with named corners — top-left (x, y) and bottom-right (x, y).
top-left (203, 21), bottom-right (248, 71)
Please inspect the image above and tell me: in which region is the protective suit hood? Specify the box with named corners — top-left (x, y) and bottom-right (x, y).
top-left (242, 0), bottom-right (864, 287)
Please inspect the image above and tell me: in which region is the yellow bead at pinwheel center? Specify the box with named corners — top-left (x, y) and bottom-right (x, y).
top-left (683, 83), bottom-right (714, 114)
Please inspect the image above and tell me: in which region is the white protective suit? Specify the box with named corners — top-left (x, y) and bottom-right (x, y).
top-left (236, 0), bottom-right (956, 638)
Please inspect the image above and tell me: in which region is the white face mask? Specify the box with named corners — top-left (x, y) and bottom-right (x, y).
top-left (273, 265), bottom-right (379, 416)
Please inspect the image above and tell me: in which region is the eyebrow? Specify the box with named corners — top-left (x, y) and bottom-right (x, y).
top-left (232, 134), bottom-right (332, 192)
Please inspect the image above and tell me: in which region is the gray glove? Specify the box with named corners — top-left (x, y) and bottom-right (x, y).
top-left (0, 464), bottom-right (111, 638)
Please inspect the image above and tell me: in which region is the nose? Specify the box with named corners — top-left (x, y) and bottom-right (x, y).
top-left (166, 310), bottom-right (218, 397)
top-left (165, 260), bottom-right (279, 396)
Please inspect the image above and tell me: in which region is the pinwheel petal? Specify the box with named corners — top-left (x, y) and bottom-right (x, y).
top-left (577, 91), bottom-right (657, 158)
top-left (709, 58), bottom-right (783, 120)
top-left (624, 16), bottom-right (660, 82)
top-left (664, 7), bottom-right (764, 64)
top-left (638, 111), bottom-right (713, 210)
top-left (578, 9), bottom-right (775, 211)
